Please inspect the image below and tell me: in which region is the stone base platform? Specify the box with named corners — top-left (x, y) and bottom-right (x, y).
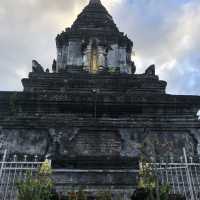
top-left (52, 169), bottom-right (138, 199)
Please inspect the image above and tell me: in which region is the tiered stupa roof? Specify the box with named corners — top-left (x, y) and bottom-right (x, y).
top-left (71, 0), bottom-right (119, 33)
top-left (56, 0), bottom-right (132, 49)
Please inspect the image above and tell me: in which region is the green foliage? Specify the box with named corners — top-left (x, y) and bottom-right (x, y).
top-left (39, 159), bottom-right (52, 175)
top-left (17, 160), bottom-right (53, 200)
top-left (138, 158), bottom-right (156, 190)
top-left (160, 184), bottom-right (171, 200)
top-left (137, 158), bottom-right (171, 200)
top-left (17, 173), bottom-right (53, 200)
top-left (108, 67), bottom-right (116, 74)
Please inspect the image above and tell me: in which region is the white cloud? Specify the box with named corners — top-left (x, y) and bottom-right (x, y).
top-left (112, 0), bottom-right (200, 94)
top-left (102, 0), bottom-right (122, 8)
top-left (0, 0), bottom-right (199, 95)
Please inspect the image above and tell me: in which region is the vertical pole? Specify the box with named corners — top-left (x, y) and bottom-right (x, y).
top-left (183, 148), bottom-right (195, 200)
top-left (94, 92), bottom-right (97, 119)
top-left (45, 155), bottom-right (52, 167)
top-left (154, 164), bottom-right (160, 200)
top-left (0, 150), bottom-right (7, 200)
top-left (175, 162), bottom-right (181, 194)
top-left (0, 150), bottom-right (7, 178)
top-left (92, 89), bottom-right (99, 119)
top-left (194, 164), bottom-right (200, 196)
top-left (4, 157), bottom-right (12, 200)
top-left (10, 155), bottom-right (17, 200)
top-left (180, 156), bottom-right (187, 197)
top-left (160, 160), bottom-right (164, 184)
top-left (189, 157), bottom-right (197, 200)
top-left (170, 157), bottom-right (176, 194)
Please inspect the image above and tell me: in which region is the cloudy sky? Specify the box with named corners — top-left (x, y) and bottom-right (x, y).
top-left (0, 0), bottom-right (199, 95)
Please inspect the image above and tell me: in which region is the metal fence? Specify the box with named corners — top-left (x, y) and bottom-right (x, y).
top-left (0, 150), bottom-right (43, 200)
top-left (1, 148), bottom-right (200, 200)
top-left (152, 148), bottom-right (200, 200)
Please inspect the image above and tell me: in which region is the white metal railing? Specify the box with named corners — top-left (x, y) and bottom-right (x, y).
top-left (0, 150), bottom-right (43, 200)
top-left (1, 148), bottom-right (200, 200)
top-left (151, 148), bottom-right (200, 200)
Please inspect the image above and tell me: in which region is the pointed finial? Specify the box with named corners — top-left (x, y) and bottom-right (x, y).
top-left (89, 0), bottom-right (101, 4)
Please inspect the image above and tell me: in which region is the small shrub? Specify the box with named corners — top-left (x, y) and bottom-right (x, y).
top-left (133, 158), bottom-right (171, 200)
top-left (132, 158), bottom-right (185, 200)
top-left (17, 159), bottom-right (53, 200)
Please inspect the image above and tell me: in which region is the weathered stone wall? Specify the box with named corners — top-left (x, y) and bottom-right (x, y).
top-left (0, 118), bottom-right (199, 197)
top-left (57, 40), bottom-right (83, 71)
top-left (52, 169), bottom-right (137, 198)
top-left (57, 45), bottom-right (69, 71)
top-left (22, 72), bottom-right (167, 93)
top-left (1, 73), bottom-right (200, 196)
top-left (68, 40), bottom-right (83, 66)
top-left (2, 0), bottom-right (199, 196)
top-left (107, 44), bottom-right (130, 73)
top-left (0, 128), bottom-right (49, 155)
top-left (0, 123), bottom-right (199, 161)
top-left (57, 40), bottom-right (131, 73)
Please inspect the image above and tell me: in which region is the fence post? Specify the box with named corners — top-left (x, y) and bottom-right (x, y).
top-left (183, 148), bottom-right (195, 200)
top-left (0, 149), bottom-right (7, 178)
top-left (45, 155), bottom-right (52, 167)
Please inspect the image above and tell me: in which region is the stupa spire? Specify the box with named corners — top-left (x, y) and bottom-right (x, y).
top-left (89, 0), bottom-right (102, 4)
